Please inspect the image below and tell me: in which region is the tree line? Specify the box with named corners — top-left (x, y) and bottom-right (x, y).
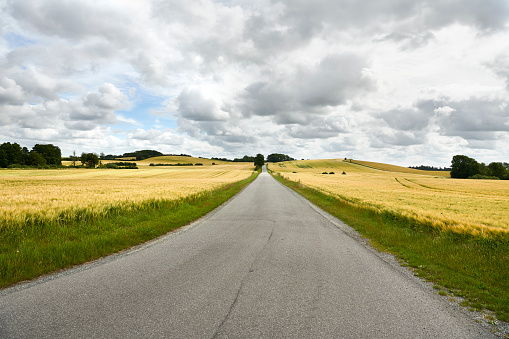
top-left (409, 165), bottom-right (451, 171)
top-left (451, 155), bottom-right (509, 179)
top-left (0, 142), bottom-right (62, 168)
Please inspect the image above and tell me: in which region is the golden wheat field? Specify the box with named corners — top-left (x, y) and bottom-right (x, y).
top-left (0, 161), bottom-right (254, 226)
top-left (271, 159), bottom-right (509, 236)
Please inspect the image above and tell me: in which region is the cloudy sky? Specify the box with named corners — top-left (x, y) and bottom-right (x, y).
top-left (1, 0), bottom-right (509, 166)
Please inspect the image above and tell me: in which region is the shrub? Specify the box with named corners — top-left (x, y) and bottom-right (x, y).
top-left (329, 172), bottom-right (335, 174)
top-left (468, 174), bottom-right (500, 180)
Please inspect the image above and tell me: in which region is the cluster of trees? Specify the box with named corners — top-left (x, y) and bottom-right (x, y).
top-left (149, 163), bottom-right (203, 167)
top-left (251, 153), bottom-right (294, 169)
top-left (451, 155), bottom-right (509, 179)
top-left (102, 162), bottom-right (138, 169)
top-left (0, 142), bottom-right (62, 168)
top-left (254, 154), bottom-right (264, 168)
top-left (212, 153), bottom-right (295, 164)
top-left (79, 153), bottom-right (100, 168)
top-left (234, 155), bottom-right (255, 162)
top-left (266, 153), bottom-right (295, 163)
top-left (121, 150), bottom-right (163, 160)
top-left (409, 165), bottom-right (451, 171)
top-left (211, 155), bottom-right (255, 162)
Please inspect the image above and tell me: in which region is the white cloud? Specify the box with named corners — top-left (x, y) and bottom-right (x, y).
top-left (176, 87), bottom-right (230, 122)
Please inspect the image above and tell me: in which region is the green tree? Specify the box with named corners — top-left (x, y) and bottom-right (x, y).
top-left (32, 144), bottom-right (62, 166)
top-left (266, 153), bottom-right (295, 163)
top-left (0, 142), bottom-right (24, 167)
top-left (81, 152), bottom-right (99, 168)
top-left (254, 154), bottom-right (265, 168)
top-left (450, 155), bottom-right (480, 179)
top-left (487, 162), bottom-right (508, 179)
top-left (27, 152), bottom-right (47, 166)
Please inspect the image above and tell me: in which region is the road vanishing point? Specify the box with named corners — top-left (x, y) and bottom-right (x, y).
top-left (0, 167), bottom-right (496, 338)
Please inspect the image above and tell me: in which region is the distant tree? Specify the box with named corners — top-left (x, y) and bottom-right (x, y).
top-left (450, 155), bottom-right (480, 179)
top-left (81, 152), bottom-right (99, 168)
top-left (70, 150), bottom-right (78, 167)
top-left (233, 155), bottom-right (255, 162)
top-left (408, 165), bottom-right (451, 171)
top-left (266, 153), bottom-right (295, 163)
top-left (32, 144), bottom-right (61, 166)
top-left (27, 152), bottom-right (47, 166)
top-left (254, 154), bottom-right (265, 168)
top-left (122, 150), bottom-right (163, 160)
top-left (0, 142), bottom-right (24, 167)
top-left (479, 162), bottom-right (488, 176)
top-left (487, 162), bottom-right (508, 180)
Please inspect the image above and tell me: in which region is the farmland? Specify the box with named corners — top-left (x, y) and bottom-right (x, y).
top-left (0, 162), bottom-right (253, 227)
top-left (0, 159), bottom-right (256, 287)
top-left (271, 159), bottom-right (509, 236)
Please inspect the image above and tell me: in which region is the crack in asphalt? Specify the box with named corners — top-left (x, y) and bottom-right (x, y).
top-left (210, 222), bottom-right (276, 339)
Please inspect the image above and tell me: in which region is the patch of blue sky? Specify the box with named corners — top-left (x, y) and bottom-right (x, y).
top-left (4, 32), bottom-right (36, 48)
top-left (117, 81), bottom-right (177, 130)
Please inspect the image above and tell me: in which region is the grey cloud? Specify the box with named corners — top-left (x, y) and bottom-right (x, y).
top-left (240, 82), bottom-right (290, 117)
top-left (379, 31), bottom-right (435, 50)
top-left (239, 53), bottom-right (375, 122)
top-left (436, 99), bottom-right (509, 139)
top-left (488, 55), bottom-right (509, 89)
top-left (286, 120), bottom-right (345, 139)
top-left (276, 0), bottom-right (417, 32)
top-left (424, 0), bottom-right (509, 32)
top-left (243, 14), bottom-right (306, 56)
top-left (64, 121), bottom-right (99, 131)
top-left (370, 130), bottom-right (424, 148)
top-left (299, 54), bottom-right (375, 107)
top-left (9, 0), bottom-right (137, 45)
top-left (274, 112), bottom-right (312, 125)
top-left (273, 0), bottom-right (509, 35)
top-left (382, 97), bottom-right (509, 144)
top-left (379, 101), bottom-right (435, 131)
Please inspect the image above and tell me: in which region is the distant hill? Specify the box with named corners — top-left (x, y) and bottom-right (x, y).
top-left (346, 159), bottom-right (450, 177)
top-left (270, 158), bottom-right (450, 177)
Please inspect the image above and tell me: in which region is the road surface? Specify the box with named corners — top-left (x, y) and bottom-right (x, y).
top-left (0, 167), bottom-right (495, 338)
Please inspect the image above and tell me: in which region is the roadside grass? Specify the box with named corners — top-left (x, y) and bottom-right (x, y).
top-left (271, 172), bottom-right (509, 322)
top-left (0, 171), bottom-right (258, 289)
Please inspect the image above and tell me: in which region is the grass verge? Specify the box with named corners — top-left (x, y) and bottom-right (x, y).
top-left (271, 172), bottom-right (509, 322)
top-left (0, 171), bottom-right (259, 289)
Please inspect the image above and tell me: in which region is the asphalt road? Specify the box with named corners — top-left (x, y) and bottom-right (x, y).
top-left (0, 167), bottom-right (496, 338)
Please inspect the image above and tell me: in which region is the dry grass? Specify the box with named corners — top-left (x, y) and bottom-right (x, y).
top-left (271, 159), bottom-right (509, 236)
top-left (0, 163), bottom-right (253, 228)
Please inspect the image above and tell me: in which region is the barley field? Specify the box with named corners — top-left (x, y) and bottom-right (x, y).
top-left (271, 159), bottom-right (509, 236)
top-left (0, 162), bottom-right (253, 228)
